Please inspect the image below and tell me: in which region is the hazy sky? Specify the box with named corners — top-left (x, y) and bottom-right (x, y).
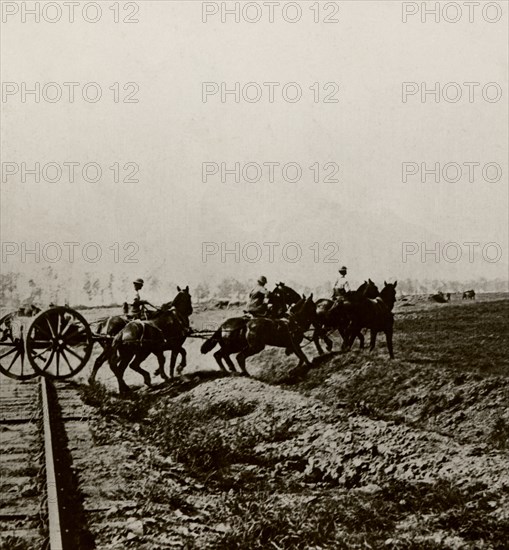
top-left (1, 0), bottom-right (507, 292)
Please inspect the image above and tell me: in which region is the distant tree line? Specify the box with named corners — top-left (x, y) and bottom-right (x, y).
top-left (0, 271), bottom-right (507, 309)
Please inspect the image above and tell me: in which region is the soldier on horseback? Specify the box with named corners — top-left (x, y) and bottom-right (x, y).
top-left (123, 278), bottom-right (157, 320)
top-left (333, 266), bottom-right (350, 299)
top-left (246, 276), bottom-right (270, 317)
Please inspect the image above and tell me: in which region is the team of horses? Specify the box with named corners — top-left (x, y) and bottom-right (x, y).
top-left (90, 280), bottom-right (398, 393)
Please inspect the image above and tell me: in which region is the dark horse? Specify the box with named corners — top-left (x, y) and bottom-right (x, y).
top-left (109, 286), bottom-right (193, 394)
top-left (343, 281), bottom-right (397, 359)
top-left (201, 295), bottom-right (316, 376)
top-left (89, 305), bottom-right (164, 384)
top-left (462, 290), bottom-right (475, 300)
top-left (312, 280), bottom-right (379, 355)
top-left (266, 282), bottom-right (301, 318)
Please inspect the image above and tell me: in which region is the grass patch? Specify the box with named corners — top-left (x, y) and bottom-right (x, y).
top-left (148, 399), bottom-right (260, 475)
top-left (78, 382), bottom-right (152, 423)
top-left (0, 537), bottom-right (33, 550)
top-left (211, 479), bottom-right (509, 549)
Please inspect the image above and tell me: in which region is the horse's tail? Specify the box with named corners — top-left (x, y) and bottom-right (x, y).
top-left (201, 328), bottom-right (221, 354)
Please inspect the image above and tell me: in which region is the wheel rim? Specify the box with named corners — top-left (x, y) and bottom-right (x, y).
top-left (26, 307), bottom-right (93, 379)
top-left (0, 313), bottom-right (38, 380)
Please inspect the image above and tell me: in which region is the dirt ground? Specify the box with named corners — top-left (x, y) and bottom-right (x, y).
top-left (61, 292), bottom-right (509, 549)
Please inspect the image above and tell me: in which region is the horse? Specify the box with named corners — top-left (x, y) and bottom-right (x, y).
top-left (88, 315), bottom-right (129, 384)
top-left (88, 304), bottom-right (166, 384)
top-left (312, 280), bottom-right (379, 355)
top-left (266, 282), bottom-right (301, 318)
top-left (201, 295), bottom-right (316, 376)
top-left (109, 286), bottom-right (193, 394)
top-left (343, 281), bottom-right (397, 359)
top-left (462, 290), bottom-right (475, 300)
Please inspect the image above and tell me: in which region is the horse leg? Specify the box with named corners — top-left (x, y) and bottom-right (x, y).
top-left (128, 349), bottom-right (152, 387)
top-left (213, 349), bottom-right (228, 372)
top-left (341, 328), bottom-right (353, 352)
top-left (236, 344), bottom-right (265, 376)
top-left (176, 347), bottom-right (187, 375)
top-left (89, 346), bottom-right (107, 384)
top-left (357, 329), bottom-right (365, 350)
top-left (223, 353), bottom-right (238, 374)
top-left (154, 351), bottom-right (169, 381)
top-left (369, 330), bottom-right (378, 352)
top-left (168, 350), bottom-right (180, 379)
top-left (324, 332), bottom-right (333, 352)
top-left (292, 342), bottom-right (311, 367)
top-left (385, 327), bottom-right (395, 359)
top-left (154, 355), bottom-right (164, 377)
top-left (112, 348), bottom-right (132, 395)
top-left (312, 326), bottom-right (324, 355)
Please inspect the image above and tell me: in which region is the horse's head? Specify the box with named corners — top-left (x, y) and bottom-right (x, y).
top-left (381, 281), bottom-right (397, 310)
top-left (289, 293), bottom-right (316, 330)
top-left (172, 285), bottom-right (193, 317)
top-left (356, 279), bottom-right (379, 299)
top-left (273, 282), bottom-right (301, 307)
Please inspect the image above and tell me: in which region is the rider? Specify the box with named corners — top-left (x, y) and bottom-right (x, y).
top-left (333, 266), bottom-right (350, 300)
top-left (246, 276), bottom-right (270, 316)
top-left (126, 278), bottom-right (156, 319)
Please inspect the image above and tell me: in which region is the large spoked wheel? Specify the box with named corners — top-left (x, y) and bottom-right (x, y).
top-left (26, 307), bottom-right (93, 379)
top-left (0, 313), bottom-right (38, 380)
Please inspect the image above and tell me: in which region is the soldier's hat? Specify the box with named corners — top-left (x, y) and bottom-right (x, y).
top-left (133, 278), bottom-right (144, 285)
top-left (258, 275), bottom-right (267, 285)
top-left (338, 266), bottom-right (347, 273)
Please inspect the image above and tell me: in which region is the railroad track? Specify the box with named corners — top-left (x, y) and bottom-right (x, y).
top-left (0, 377), bottom-right (94, 549)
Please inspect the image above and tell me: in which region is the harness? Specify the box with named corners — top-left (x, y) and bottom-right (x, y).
top-left (123, 308), bottom-right (189, 347)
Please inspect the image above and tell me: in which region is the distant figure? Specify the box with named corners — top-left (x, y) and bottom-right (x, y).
top-left (429, 291), bottom-right (449, 303)
top-left (446, 293), bottom-right (451, 302)
top-left (333, 266), bottom-right (350, 299)
top-left (246, 276), bottom-right (269, 316)
top-left (462, 290), bottom-right (476, 300)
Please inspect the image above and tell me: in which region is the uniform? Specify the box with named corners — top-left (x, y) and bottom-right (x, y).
top-left (247, 283), bottom-right (269, 316)
top-left (333, 267), bottom-right (350, 300)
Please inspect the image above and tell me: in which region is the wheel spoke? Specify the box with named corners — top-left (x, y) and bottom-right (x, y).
top-left (5, 349), bottom-right (21, 372)
top-left (32, 345), bottom-right (52, 361)
top-left (0, 342), bottom-right (18, 348)
top-left (55, 350), bottom-right (60, 377)
top-left (46, 317), bottom-right (57, 339)
top-left (57, 313), bottom-right (61, 337)
top-left (60, 348), bottom-right (74, 371)
top-left (59, 317), bottom-right (74, 337)
top-left (41, 349), bottom-right (56, 372)
top-left (31, 340), bottom-right (54, 347)
top-left (0, 346), bottom-right (18, 361)
top-left (63, 345), bottom-right (85, 362)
